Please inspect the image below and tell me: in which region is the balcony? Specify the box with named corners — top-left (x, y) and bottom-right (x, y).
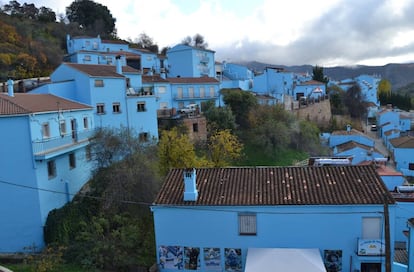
top-left (357, 238), bottom-right (385, 256)
top-left (126, 87), bottom-right (154, 96)
top-left (174, 93), bottom-right (218, 101)
top-left (33, 129), bottom-right (95, 160)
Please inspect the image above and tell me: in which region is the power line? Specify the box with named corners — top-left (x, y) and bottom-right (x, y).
top-left (0, 178), bottom-right (152, 206)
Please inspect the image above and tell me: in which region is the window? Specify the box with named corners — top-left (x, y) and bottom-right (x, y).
top-left (137, 102), bottom-right (146, 112)
top-left (83, 117), bottom-right (89, 129)
top-left (85, 146), bottom-right (92, 161)
top-left (139, 132), bottom-right (148, 142)
top-left (97, 103), bottom-right (105, 114)
top-left (158, 86), bottom-right (166, 94)
top-left (209, 86), bottom-right (215, 97)
top-left (94, 79), bottom-right (104, 87)
top-left (69, 153), bottom-right (76, 169)
top-left (200, 87), bottom-right (205, 97)
top-left (188, 87), bottom-right (194, 98)
top-left (238, 213), bottom-right (256, 235)
top-left (362, 217), bottom-right (381, 239)
top-left (193, 123), bottom-right (199, 132)
top-left (84, 55), bottom-right (91, 61)
top-left (409, 163), bottom-right (414, 171)
top-left (42, 123), bottom-right (50, 138)
top-left (47, 160), bottom-right (56, 179)
top-left (59, 120), bottom-right (66, 135)
top-left (177, 87), bottom-right (183, 98)
top-left (112, 102), bottom-right (121, 113)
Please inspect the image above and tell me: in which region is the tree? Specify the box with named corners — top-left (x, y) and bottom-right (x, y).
top-left (37, 7), bottom-right (56, 23)
top-left (208, 130), bottom-right (243, 167)
top-left (290, 120), bottom-right (322, 155)
top-left (158, 127), bottom-right (198, 175)
top-left (66, 0), bottom-right (116, 38)
top-left (378, 79), bottom-right (392, 102)
top-left (133, 32), bottom-right (159, 53)
top-left (343, 84), bottom-right (366, 118)
top-left (247, 104), bottom-right (294, 157)
top-left (203, 100), bottom-right (237, 133)
top-left (312, 65), bottom-right (329, 84)
top-left (181, 33), bottom-right (208, 49)
top-left (222, 88), bottom-right (258, 130)
top-left (45, 128), bottom-right (160, 270)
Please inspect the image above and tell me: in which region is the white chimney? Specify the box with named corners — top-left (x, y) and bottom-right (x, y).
top-left (7, 79), bottom-right (14, 97)
top-left (115, 55), bottom-right (122, 74)
top-left (184, 168), bottom-right (198, 201)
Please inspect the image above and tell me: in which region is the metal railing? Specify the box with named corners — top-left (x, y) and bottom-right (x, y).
top-left (32, 129), bottom-right (95, 155)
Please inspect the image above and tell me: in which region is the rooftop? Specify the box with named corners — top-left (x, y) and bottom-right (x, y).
top-left (167, 77), bottom-right (219, 84)
top-left (65, 63), bottom-right (139, 77)
top-left (390, 136), bottom-right (414, 148)
top-left (154, 165), bottom-right (394, 206)
top-left (0, 93), bottom-right (91, 115)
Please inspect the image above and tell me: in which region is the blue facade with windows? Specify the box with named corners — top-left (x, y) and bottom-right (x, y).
top-left (0, 87), bottom-right (94, 252)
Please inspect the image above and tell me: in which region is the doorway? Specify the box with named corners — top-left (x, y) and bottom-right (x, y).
top-left (361, 262), bottom-right (381, 272)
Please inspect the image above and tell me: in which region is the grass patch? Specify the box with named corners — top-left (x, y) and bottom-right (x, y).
top-left (236, 144), bottom-right (309, 166)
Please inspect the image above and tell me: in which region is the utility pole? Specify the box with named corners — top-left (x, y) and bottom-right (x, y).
top-left (384, 193), bottom-right (391, 272)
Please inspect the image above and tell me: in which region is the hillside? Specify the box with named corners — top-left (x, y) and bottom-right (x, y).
top-left (242, 61), bottom-right (414, 91)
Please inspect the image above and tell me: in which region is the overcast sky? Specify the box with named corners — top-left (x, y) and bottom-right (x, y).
top-left (9, 0), bottom-right (414, 67)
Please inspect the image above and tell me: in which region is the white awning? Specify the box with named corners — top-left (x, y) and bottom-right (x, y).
top-left (245, 248), bottom-right (327, 272)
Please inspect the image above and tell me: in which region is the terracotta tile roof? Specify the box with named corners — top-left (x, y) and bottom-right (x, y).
top-left (0, 93), bottom-right (91, 115)
top-left (154, 166), bottom-right (394, 206)
top-left (142, 75), bottom-right (169, 83)
top-left (102, 39), bottom-right (129, 45)
top-left (335, 141), bottom-right (375, 153)
top-left (299, 80), bottom-right (325, 85)
top-left (390, 136), bottom-right (414, 148)
top-left (64, 63), bottom-right (139, 77)
top-left (384, 129), bottom-right (399, 136)
top-left (167, 77), bottom-right (219, 84)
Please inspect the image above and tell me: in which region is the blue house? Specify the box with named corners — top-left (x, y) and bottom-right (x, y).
top-left (389, 136), bottom-right (414, 177)
top-left (329, 126), bottom-right (374, 148)
top-left (33, 61), bottom-right (159, 140)
top-left (293, 80), bottom-right (326, 101)
top-left (167, 44), bottom-right (216, 78)
top-left (152, 166), bottom-right (396, 272)
top-left (355, 75), bottom-right (381, 106)
top-left (0, 81), bottom-right (95, 252)
top-left (66, 34), bottom-right (129, 55)
top-left (167, 77), bottom-right (221, 111)
top-left (333, 141), bottom-right (384, 165)
top-left (252, 67), bottom-right (294, 103)
top-left (220, 62), bottom-right (254, 91)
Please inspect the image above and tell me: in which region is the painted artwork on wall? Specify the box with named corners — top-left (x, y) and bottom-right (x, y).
top-left (184, 247), bottom-right (200, 270)
top-left (324, 249), bottom-right (342, 272)
top-left (224, 248), bottom-right (242, 272)
top-left (204, 247), bottom-right (221, 270)
top-left (159, 245), bottom-right (184, 270)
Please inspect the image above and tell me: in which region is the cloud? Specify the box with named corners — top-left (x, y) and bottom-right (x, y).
top-left (26, 0), bottom-right (414, 66)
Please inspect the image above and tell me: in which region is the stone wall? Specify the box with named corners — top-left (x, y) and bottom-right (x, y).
top-left (294, 99), bottom-right (332, 128)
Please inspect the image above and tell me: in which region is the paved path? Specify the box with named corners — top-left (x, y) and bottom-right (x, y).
top-left (361, 120), bottom-right (396, 169)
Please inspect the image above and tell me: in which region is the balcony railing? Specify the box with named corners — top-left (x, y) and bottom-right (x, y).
top-left (32, 129), bottom-right (95, 157)
top-left (174, 94), bottom-right (218, 100)
top-left (126, 88), bottom-right (154, 96)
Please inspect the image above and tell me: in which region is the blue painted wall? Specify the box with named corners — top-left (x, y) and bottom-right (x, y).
top-left (0, 107), bottom-right (95, 252)
top-left (167, 44), bottom-right (216, 78)
top-left (152, 204), bottom-right (395, 272)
